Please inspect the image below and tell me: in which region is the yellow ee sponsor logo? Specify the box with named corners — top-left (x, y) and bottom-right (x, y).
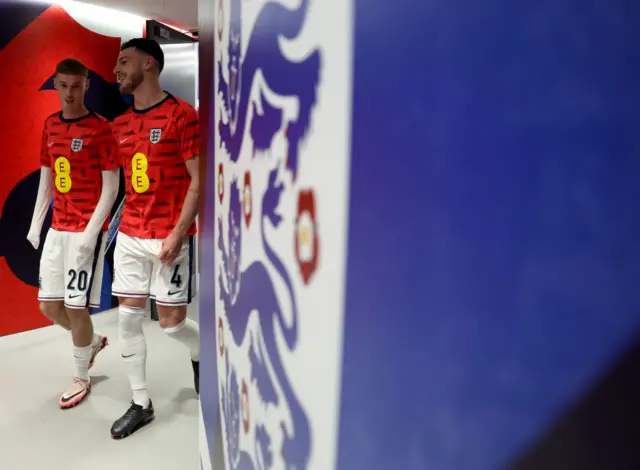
top-left (131, 152), bottom-right (150, 193)
top-left (54, 156), bottom-right (72, 193)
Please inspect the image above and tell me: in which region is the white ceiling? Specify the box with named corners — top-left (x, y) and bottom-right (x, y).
top-left (75, 0), bottom-right (198, 32)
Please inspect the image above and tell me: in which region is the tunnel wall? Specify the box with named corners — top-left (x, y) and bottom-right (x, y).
top-left (198, 0), bottom-right (640, 469)
top-left (0, 2), bottom-right (143, 336)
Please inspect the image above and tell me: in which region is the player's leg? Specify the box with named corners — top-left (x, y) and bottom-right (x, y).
top-left (58, 232), bottom-right (108, 409)
top-left (154, 235), bottom-right (200, 394)
top-left (39, 301), bottom-right (70, 329)
top-left (38, 228), bottom-right (70, 329)
top-left (66, 231), bottom-right (110, 367)
top-left (110, 233), bottom-right (154, 439)
top-left (86, 233), bottom-right (109, 370)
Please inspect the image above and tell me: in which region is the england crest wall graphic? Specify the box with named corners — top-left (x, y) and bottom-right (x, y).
top-left (213, 0), bottom-right (354, 469)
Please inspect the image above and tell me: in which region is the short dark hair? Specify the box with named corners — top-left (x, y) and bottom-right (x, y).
top-left (121, 38), bottom-right (164, 73)
top-left (55, 58), bottom-right (88, 77)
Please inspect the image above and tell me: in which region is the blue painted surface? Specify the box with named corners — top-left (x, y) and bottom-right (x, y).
top-left (336, 1), bottom-right (640, 469)
top-left (93, 258), bottom-right (112, 313)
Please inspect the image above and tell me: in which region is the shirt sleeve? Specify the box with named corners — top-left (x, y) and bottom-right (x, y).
top-left (98, 121), bottom-right (121, 171)
top-left (177, 105), bottom-right (199, 162)
top-left (40, 123), bottom-right (50, 167)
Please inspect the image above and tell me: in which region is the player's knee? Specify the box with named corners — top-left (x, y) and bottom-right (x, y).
top-left (64, 305), bottom-right (89, 319)
top-left (157, 305), bottom-right (187, 329)
top-left (118, 296), bottom-right (146, 309)
top-left (118, 305), bottom-right (145, 343)
top-left (39, 301), bottom-right (61, 318)
top-left (39, 301), bottom-right (51, 316)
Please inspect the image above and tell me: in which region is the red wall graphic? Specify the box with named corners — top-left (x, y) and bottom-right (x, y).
top-left (0, 5), bottom-right (124, 336)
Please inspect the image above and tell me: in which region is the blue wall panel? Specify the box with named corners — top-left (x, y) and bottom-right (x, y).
top-left (336, 1), bottom-right (640, 469)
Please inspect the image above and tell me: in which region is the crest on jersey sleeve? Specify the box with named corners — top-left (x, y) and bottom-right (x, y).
top-left (71, 138), bottom-right (83, 152)
top-left (150, 128), bottom-right (162, 144)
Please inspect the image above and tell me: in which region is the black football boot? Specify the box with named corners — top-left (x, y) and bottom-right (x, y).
top-left (110, 401), bottom-right (155, 439)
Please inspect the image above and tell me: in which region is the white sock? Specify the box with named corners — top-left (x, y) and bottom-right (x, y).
top-left (132, 388), bottom-right (150, 408)
top-left (70, 331), bottom-right (100, 345)
top-left (73, 344), bottom-right (92, 381)
top-left (119, 305), bottom-right (149, 407)
top-left (163, 318), bottom-right (200, 362)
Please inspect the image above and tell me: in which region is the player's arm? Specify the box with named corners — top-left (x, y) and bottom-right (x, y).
top-left (80, 124), bottom-right (121, 249)
top-left (27, 127), bottom-right (54, 250)
top-left (27, 168), bottom-right (53, 250)
top-left (158, 157), bottom-right (198, 264)
top-left (82, 169), bottom-right (120, 241)
top-left (159, 107), bottom-right (199, 264)
top-left (170, 106), bottom-right (200, 239)
top-left (172, 155), bottom-right (200, 239)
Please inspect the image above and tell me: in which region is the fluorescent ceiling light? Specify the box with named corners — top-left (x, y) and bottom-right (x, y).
top-left (56, 0), bottom-right (145, 24)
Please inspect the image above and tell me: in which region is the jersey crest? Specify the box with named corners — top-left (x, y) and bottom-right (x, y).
top-left (71, 138), bottom-right (83, 152)
top-left (150, 128), bottom-right (162, 144)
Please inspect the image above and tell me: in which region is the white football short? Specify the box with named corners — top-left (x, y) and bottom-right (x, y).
top-left (38, 229), bottom-right (106, 310)
top-left (112, 232), bottom-right (196, 307)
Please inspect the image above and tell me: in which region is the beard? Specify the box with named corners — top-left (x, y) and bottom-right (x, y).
top-left (119, 70), bottom-right (144, 94)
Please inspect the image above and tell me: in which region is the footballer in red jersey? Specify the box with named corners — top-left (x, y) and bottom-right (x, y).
top-left (112, 94), bottom-right (198, 240)
top-left (40, 111), bottom-right (118, 233)
top-left (27, 59), bottom-right (119, 409)
top-left (109, 38), bottom-right (201, 439)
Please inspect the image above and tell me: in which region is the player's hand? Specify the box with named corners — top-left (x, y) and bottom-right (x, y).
top-left (26, 231), bottom-right (40, 250)
top-left (158, 232), bottom-right (182, 265)
top-left (77, 231), bottom-right (98, 255)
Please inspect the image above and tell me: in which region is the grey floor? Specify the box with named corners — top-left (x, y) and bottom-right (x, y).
top-left (0, 303), bottom-right (199, 470)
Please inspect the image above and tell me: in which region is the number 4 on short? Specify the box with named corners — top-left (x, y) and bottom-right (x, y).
top-left (171, 264), bottom-right (182, 288)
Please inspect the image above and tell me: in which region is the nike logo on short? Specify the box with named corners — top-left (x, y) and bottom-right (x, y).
top-left (48, 142), bottom-right (55, 147)
top-left (122, 353), bottom-right (136, 359)
top-left (68, 294), bottom-right (82, 299)
top-left (168, 291), bottom-right (181, 296)
top-left (120, 136), bottom-right (132, 144)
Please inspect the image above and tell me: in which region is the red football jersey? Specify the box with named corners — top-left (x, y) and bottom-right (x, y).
top-left (40, 111), bottom-right (120, 232)
top-left (111, 93), bottom-right (199, 239)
